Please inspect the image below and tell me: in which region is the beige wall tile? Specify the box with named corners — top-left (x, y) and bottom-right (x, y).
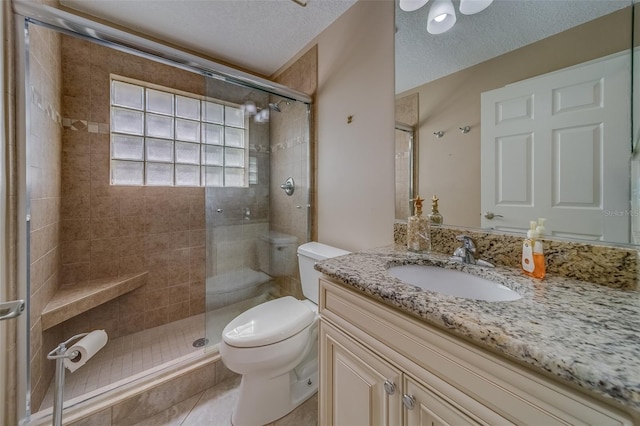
top-left (119, 216), bottom-right (146, 237)
top-left (90, 196), bottom-right (119, 219)
top-left (90, 217), bottom-right (120, 239)
top-left (61, 262), bottom-right (91, 285)
top-left (111, 364), bottom-right (215, 425)
top-left (62, 239), bottom-right (91, 264)
top-left (68, 408), bottom-right (112, 426)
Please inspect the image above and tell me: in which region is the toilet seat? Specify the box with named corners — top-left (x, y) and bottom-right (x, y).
top-left (222, 296), bottom-right (315, 348)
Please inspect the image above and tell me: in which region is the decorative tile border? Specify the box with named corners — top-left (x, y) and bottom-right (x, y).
top-left (62, 117), bottom-right (110, 134)
top-left (393, 222), bottom-right (638, 290)
top-left (31, 86), bottom-right (62, 127)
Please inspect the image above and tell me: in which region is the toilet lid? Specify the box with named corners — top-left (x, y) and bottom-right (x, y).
top-left (222, 296), bottom-right (316, 348)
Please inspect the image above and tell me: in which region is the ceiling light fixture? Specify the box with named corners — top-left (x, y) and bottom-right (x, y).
top-left (399, 0), bottom-right (429, 12)
top-left (459, 0), bottom-right (493, 15)
top-left (434, 13), bottom-right (447, 23)
top-left (254, 108), bottom-right (270, 123)
top-left (241, 100), bottom-right (257, 116)
top-left (400, 0), bottom-right (493, 36)
top-left (426, 0), bottom-right (456, 35)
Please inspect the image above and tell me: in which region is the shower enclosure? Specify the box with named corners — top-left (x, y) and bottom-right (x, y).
top-left (14, 4), bottom-right (311, 422)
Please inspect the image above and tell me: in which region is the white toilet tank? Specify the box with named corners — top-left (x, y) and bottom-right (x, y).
top-left (257, 231), bottom-right (298, 276)
top-left (297, 242), bottom-right (350, 304)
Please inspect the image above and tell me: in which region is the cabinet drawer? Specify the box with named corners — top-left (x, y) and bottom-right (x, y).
top-left (319, 278), bottom-right (633, 425)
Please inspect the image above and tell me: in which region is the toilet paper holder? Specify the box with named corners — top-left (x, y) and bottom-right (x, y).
top-left (47, 331), bottom-right (107, 426)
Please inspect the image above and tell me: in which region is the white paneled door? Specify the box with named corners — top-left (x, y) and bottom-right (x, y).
top-left (481, 53), bottom-right (631, 242)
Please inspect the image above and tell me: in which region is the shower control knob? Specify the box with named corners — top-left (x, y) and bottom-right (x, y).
top-left (383, 380), bottom-right (396, 395)
top-left (280, 177), bottom-right (295, 196)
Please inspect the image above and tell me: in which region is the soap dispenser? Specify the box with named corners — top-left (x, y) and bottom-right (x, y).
top-left (522, 221), bottom-right (537, 277)
top-left (427, 195), bottom-right (443, 226)
top-left (407, 196), bottom-right (431, 252)
top-left (533, 218), bottom-right (546, 279)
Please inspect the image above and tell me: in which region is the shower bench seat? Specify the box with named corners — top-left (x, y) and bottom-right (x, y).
top-left (41, 271), bottom-right (148, 330)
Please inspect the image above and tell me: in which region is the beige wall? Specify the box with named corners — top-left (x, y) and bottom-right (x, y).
top-left (401, 7), bottom-right (632, 229)
top-left (314, 0), bottom-right (396, 252)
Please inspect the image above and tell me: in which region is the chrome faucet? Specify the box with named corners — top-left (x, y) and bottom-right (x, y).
top-left (450, 235), bottom-right (494, 267)
top-left (453, 235), bottom-right (476, 264)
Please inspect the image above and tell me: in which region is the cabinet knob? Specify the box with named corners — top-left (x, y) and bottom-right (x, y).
top-left (402, 394), bottom-right (416, 410)
top-left (383, 380), bottom-right (396, 395)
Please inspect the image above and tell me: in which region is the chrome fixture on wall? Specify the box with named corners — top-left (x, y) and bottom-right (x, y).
top-left (280, 177), bottom-right (295, 196)
top-left (268, 100), bottom-right (290, 112)
top-left (241, 99), bottom-right (291, 123)
top-left (459, 125), bottom-right (470, 133)
top-left (433, 131), bottom-right (444, 138)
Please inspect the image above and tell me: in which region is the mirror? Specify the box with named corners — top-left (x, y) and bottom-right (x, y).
top-left (395, 0), bottom-right (638, 245)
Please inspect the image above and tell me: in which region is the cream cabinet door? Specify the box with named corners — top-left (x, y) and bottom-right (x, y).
top-left (320, 321), bottom-right (403, 426)
top-left (403, 376), bottom-right (480, 426)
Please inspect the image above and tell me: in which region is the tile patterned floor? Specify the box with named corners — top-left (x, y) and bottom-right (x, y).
top-left (132, 376), bottom-right (318, 426)
top-left (38, 293), bottom-right (271, 413)
top-left (39, 314), bottom-right (206, 411)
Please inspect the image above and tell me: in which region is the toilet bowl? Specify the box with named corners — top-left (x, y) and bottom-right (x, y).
top-left (219, 241), bottom-right (350, 426)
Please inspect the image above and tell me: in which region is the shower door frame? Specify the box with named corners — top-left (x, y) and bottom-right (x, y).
top-left (12, 1), bottom-right (312, 422)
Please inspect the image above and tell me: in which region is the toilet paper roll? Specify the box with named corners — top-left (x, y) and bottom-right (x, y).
top-left (64, 330), bottom-right (108, 373)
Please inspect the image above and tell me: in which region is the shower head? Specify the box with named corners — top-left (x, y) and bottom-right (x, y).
top-left (268, 100), bottom-right (290, 112)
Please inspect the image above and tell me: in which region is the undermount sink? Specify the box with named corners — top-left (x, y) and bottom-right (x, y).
top-left (387, 265), bottom-right (522, 302)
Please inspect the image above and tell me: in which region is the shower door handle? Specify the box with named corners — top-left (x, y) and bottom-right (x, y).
top-left (0, 300), bottom-right (25, 321)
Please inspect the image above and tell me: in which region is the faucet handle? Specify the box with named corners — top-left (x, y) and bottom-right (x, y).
top-left (456, 235), bottom-right (475, 250)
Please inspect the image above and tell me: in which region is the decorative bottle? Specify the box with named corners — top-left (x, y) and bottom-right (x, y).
top-left (407, 196), bottom-right (431, 252)
top-left (427, 195), bottom-right (443, 226)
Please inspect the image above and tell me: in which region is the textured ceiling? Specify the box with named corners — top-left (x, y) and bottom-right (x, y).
top-left (59, 0), bottom-right (631, 94)
top-left (395, 0), bottom-right (631, 93)
top-left (59, 0), bottom-right (358, 77)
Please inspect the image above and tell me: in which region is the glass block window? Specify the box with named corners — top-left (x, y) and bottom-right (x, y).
top-left (110, 77), bottom-right (249, 187)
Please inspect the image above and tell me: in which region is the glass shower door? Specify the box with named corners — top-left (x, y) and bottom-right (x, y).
top-left (203, 77), bottom-right (311, 349)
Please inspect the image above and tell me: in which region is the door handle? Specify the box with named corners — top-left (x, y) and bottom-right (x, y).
top-left (484, 212), bottom-right (503, 220)
top-left (0, 300), bottom-right (25, 321)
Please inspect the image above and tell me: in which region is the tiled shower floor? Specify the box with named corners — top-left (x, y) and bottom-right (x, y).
top-left (37, 294), bottom-right (269, 412)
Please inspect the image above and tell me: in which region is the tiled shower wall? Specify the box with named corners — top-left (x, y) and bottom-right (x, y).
top-left (58, 36), bottom-right (207, 346)
top-left (270, 47), bottom-right (317, 297)
top-left (28, 23), bottom-right (63, 413)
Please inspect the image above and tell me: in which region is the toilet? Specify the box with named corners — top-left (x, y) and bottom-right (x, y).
top-left (219, 241), bottom-right (350, 426)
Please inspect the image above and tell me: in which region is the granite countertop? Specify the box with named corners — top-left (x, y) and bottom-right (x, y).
top-left (314, 245), bottom-right (640, 412)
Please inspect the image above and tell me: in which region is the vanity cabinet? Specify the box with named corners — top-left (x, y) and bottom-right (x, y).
top-left (318, 277), bottom-right (634, 426)
top-left (321, 320), bottom-right (506, 425)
